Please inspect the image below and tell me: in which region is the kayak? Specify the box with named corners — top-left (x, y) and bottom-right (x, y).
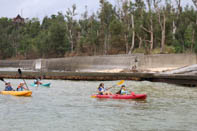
top-left (0, 91), bottom-right (32, 96)
top-left (30, 83), bottom-right (51, 87)
top-left (91, 93), bottom-right (147, 100)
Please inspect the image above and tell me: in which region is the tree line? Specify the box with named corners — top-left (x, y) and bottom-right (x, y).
top-left (0, 0), bottom-right (197, 59)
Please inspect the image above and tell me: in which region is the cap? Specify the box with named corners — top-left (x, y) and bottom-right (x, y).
top-left (5, 81), bottom-right (10, 84)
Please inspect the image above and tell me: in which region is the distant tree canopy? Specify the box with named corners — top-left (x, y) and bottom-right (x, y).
top-left (0, 0), bottom-right (197, 59)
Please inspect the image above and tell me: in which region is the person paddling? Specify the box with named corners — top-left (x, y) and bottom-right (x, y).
top-left (97, 83), bottom-right (112, 95)
top-left (17, 82), bottom-right (27, 91)
top-left (4, 81), bottom-right (14, 91)
top-left (116, 85), bottom-right (129, 95)
top-left (34, 78), bottom-right (42, 85)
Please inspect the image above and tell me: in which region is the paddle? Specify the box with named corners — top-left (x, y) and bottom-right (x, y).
top-left (0, 78), bottom-right (5, 83)
top-left (106, 80), bottom-right (125, 90)
top-left (18, 68), bottom-right (29, 90)
top-left (0, 78), bottom-right (4, 93)
top-left (91, 80), bottom-right (125, 98)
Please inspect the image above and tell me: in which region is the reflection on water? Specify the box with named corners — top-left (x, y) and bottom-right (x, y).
top-left (0, 79), bottom-right (197, 131)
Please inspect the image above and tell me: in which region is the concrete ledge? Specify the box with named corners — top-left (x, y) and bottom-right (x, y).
top-left (0, 71), bottom-right (196, 87)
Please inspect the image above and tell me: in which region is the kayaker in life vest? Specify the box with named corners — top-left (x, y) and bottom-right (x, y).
top-left (116, 85), bottom-right (129, 95)
top-left (4, 81), bottom-right (14, 91)
top-left (97, 83), bottom-right (112, 95)
top-left (34, 78), bottom-right (42, 85)
top-left (17, 82), bottom-right (27, 91)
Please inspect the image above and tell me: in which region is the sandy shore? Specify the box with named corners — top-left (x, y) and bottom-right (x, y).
top-left (92, 67), bottom-right (180, 73)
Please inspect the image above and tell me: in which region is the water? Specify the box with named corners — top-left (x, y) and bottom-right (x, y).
top-left (0, 79), bottom-right (197, 131)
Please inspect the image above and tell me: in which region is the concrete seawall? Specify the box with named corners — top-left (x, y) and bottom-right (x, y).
top-left (0, 71), bottom-right (196, 86)
top-left (0, 54), bottom-right (196, 72)
top-left (139, 54), bottom-right (197, 70)
top-left (0, 54), bottom-right (197, 86)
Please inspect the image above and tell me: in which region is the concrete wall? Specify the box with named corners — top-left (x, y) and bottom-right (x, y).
top-left (138, 54), bottom-right (197, 70)
top-left (0, 59), bottom-right (35, 70)
top-left (0, 54), bottom-right (196, 72)
top-left (44, 55), bottom-right (137, 72)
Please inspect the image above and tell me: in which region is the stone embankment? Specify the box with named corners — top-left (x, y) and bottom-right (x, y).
top-left (0, 54), bottom-right (197, 86)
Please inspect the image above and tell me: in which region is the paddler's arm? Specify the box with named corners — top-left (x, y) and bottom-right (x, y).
top-left (106, 86), bottom-right (113, 90)
top-left (23, 86), bottom-right (28, 90)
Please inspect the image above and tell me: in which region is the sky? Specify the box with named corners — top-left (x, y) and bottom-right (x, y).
top-left (0, 0), bottom-right (194, 21)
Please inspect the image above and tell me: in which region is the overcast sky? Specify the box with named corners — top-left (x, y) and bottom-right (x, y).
top-left (0, 0), bottom-right (194, 21)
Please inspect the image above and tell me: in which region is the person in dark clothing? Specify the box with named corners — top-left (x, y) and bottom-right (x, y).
top-left (4, 82), bottom-right (14, 91)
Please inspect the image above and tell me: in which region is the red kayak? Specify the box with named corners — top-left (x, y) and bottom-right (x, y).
top-left (91, 93), bottom-right (147, 100)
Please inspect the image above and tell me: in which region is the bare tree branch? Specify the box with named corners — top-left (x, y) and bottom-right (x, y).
top-left (192, 0), bottom-right (197, 8)
top-left (141, 26), bottom-right (152, 33)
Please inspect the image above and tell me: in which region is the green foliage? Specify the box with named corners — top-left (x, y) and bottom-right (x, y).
top-left (194, 43), bottom-right (197, 53)
top-left (0, 1), bottom-right (197, 59)
top-left (152, 46), bottom-right (176, 54)
top-left (109, 18), bottom-right (124, 50)
top-left (184, 24), bottom-right (193, 49)
top-left (132, 48), bottom-right (146, 53)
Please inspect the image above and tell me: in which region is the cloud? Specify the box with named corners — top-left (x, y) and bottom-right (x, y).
top-left (0, 0), bottom-right (193, 21)
top-left (0, 0), bottom-right (117, 20)
top-left (0, 0), bottom-right (97, 19)
top-left (12, 0), bottom-right (107, 20)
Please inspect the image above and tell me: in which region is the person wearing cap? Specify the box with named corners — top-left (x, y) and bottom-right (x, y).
top-left (17, 82), bottom-right (27, 91)
top-left (116, 85), bottom-right (129, 95)
top-left (4, 82), bottom-right (14, 91)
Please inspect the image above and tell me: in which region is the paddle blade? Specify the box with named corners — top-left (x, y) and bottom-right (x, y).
top-left (18, 68), bottom-right (22, 75)
top-left (0, 78), bottom-right (4, 82)
top-left (91, 95), bottom-right (96, 98)
top-left (117, 80), bottom-right (124, 86)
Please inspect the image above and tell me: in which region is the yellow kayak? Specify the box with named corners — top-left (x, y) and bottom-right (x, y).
top-left (0, 91), bottom-right (32, 96)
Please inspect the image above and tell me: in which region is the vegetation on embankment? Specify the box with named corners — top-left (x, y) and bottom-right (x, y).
top-left (1, 0), bottom-right (197, 59)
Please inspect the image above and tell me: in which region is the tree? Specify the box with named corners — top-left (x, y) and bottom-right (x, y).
top-left (99, 0), bottom-right (116, 54)
top-left (65, 4), bottom-right (78, 53)
top-left (154, 0), bottom-right (167, 53)
top-left (0, 17), bottom-right (15, 59)
top-left (184, 24), bottom-right (193, 51)
top-left (192, 0), bottom-right (197, 8)
top-left (86, 14), bottom-right (100, 55)
top-left (141, 0), bottom-right (154, 51)
top-left (109, 18), bottom-right (124, 53)
top-left (134, 0), bottom-right (146, 49)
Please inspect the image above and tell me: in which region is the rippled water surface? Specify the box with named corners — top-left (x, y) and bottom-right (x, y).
top-left (0, 79), bottom-right (197, 131)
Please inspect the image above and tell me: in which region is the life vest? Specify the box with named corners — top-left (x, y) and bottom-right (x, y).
top-left (98, 87), bottom-right (105, 92)
top-left (121, 89), bottom-right (128, 95)
top-left (17, 86), bottom-right (24, 91)
top-left (5, 86), bottom-right (13, 91)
